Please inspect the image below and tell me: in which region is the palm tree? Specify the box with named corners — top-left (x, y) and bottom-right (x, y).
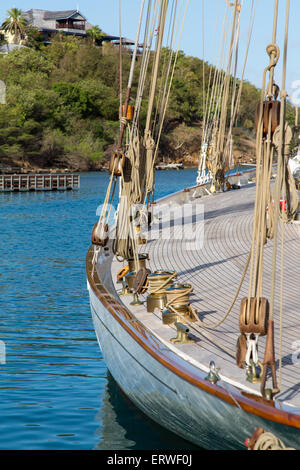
top-left (87, 25), bottom-right (105, 45)
top-left (1, 8), bottom-right (28, 44)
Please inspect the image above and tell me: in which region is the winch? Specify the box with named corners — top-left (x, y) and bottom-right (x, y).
top-left (162, 283), bottom-right (197, 325)
top-left (128, 254), bottom-right (149, 274)
top-left (146, 271), bottom-right (177, 313)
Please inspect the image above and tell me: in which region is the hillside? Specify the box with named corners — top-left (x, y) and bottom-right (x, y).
top-left (0, 34), bottom-right (294, 172)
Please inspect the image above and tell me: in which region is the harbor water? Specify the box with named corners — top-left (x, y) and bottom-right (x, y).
top-left (0, 169), bottom-right (200, 451)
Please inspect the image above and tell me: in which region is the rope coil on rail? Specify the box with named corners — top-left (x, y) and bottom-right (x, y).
top-left (246, 428), bottom-right (295, 450)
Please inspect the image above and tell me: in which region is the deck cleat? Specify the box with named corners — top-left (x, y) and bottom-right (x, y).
top-left (118, 278), bottom-right (131, 297)
top-left (130, 293), bottom-right (144, 306)
top-left (170, 322), bottom-right (194, 345)
top-left (205, 361), bottom-right (220, 384)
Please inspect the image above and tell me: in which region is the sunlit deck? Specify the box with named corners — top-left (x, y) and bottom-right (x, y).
top-left (108, 180), bottom-right (300, 410)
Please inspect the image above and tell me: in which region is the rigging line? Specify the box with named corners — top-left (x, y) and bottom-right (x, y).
top-left (133, 0), bottom-right (157, 127)
top-left (146, 0), bottom-right (164, 109)
top-left (151, 0), bottom-right (178, 139)
top-left (246, 49), bottom-right (273, 300)
top-left (143, 0), bottom-right (170, 198)
top-left (223, 2), bottom-right (242, 169)
top-left (149, 0), bottom-right (190, 183)
top-left (202, 0), bottom-right (205, 121)
top-left (117, 0), bottom-right (146, 150)
top-left (119, 0), bottom-right (122, 131)
top-left (224, 0), bottom-right (257, 170)
top-left (145, 0), bottom-right (169, 136)
top-left (267, 0), bottom-right (279, 98)
top-left (157, 0), bottom-right (177, 105)
top-left (201, 0), bottom-right (229, 144)
top-left (247, 0), bottom-right (281, 308)
top-left (201, 0), bottom-right (222, 143)
top-left (134, 0), bottom-right (160, 128)
top-left (203, 0), bottom-right (231, 142)
top-left (196, 250), bottom-right (252, 331)
top-left (154, 0), bottom-right (184, 140)
top-left (230, 0), bottom-right (257, 128)
top-left (279, 221), bottom-right (284, 391)
top-left (215, 0), bottom-right (240, 162)
top-left (269, 0), bottom-right (290, 322)
top-left (208, 0), bottom-right (238, 188)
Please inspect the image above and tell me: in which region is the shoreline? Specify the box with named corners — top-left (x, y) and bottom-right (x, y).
top-left (0, 161), bottom-right (255, 175)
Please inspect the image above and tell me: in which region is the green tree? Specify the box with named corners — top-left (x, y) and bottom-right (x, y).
top-left (87, 25), bottom-right (105, 45)
top-left (1, 8), bottom-right (28, 44)
top-left (25, 25), bottom-right (44, 50)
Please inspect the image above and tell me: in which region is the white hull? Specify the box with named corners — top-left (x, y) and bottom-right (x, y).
top-left (87, 279), bottom-right (300, 450)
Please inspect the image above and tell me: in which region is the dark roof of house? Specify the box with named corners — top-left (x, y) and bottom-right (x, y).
top-left (43, 10), bottom-right (86, 20)
top-left (23, 9), bottom-right (86, 25)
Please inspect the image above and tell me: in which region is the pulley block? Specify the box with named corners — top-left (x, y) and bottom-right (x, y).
top-left (109, 151), bottom-right (126, 176)
top-left (255, 100), bottom-right (281, 136)
top-left (239, 297), bottom-right (269, 337)
top-left (91, 223), bottom-right (109, 247)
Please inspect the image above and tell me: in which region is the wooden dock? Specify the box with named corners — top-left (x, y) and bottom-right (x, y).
top-left (0, 173), bottom-right (80, 192)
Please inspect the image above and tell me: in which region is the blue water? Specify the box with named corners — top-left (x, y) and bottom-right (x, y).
top-left (0, 169), bottom-right (200, 450)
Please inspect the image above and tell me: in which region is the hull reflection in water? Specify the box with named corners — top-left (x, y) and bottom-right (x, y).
top-left (94, 373), bottom-right (200, 451)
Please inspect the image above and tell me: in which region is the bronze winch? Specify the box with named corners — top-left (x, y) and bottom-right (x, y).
top-left (128, 253), bottom-right (149, 273)
top-left (146, 271), bottom-right (177, 313)
top-left (162, 283), bottom-right (197, 325)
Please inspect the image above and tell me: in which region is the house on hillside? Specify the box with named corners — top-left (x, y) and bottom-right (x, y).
top-left (0, 8), bottom-right (138, 49)
top-left (23, 9), bottom-right (91, 43)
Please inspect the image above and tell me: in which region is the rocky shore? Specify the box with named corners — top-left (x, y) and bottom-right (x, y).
top-left (0, 123), bottom-right (256, 174)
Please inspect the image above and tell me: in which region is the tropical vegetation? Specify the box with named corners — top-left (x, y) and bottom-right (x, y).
top-left (0, 16), bottom-right (298, 171)
top-left (1, 8), bottom-right (28, 43)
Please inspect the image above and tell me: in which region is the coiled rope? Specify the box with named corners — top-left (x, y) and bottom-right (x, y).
top-left (148, 272), bottom-right (177, 296)
top-left (252, 432), bottom-right (295, 451)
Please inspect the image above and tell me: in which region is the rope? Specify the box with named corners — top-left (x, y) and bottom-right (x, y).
top-left (119, 0), bottom-right (122, 131)
top-left (147, 271), bottom-right (236, 357)
top-left (199, 0), bottom-right (254, 189)
top-left (197, 250), bottom-right (251, 330)
top-left (168, 302), bottom-right (236, 358)
top-left (148, 272), bottom-right (177, 295)
top-left (166, 285), bottom-right (193, 308)
top-left (212, 0), bottom-right (241, 189)
top-left (252, 432), bottom-right (295, 451)
top-left (147, 0), bottom-right (190, 201)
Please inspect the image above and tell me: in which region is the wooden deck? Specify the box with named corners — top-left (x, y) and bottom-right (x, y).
top-left (109, 181), bottom-right (300, 410)
top-left (0, 173), bottom-right (80, 192)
